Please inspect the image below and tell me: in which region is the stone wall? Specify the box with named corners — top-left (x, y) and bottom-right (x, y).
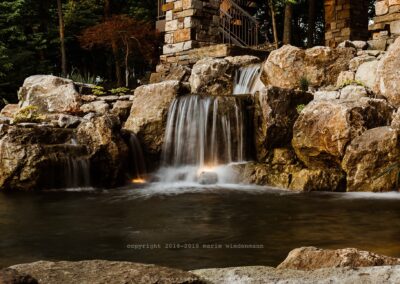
top-left (325, 0), bottom-right (369, 47)
top-left (369, 0), bottom-right (400, 50)
top-left (162, 0), bottom-right (221, 55)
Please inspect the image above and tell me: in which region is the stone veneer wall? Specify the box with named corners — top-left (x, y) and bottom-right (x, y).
top-left (325, 0), bottom-right (369, 47)
top-left (162, 0), bottom-right (221, 56)
top-left (369, 0), bottom-right (400, 50)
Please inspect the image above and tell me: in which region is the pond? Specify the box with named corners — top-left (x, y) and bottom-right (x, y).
top-left (1, 184), bottom-right (400, 270)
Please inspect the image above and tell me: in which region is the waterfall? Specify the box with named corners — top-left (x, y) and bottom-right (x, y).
top-left (127, 132), bottom-right (147, 181)
top-left (233, 64), bottom-right (265, 95)
top-left (157, 95), bottom-right (248, 184)
top-left (46, 155), bottom-right (92, 189)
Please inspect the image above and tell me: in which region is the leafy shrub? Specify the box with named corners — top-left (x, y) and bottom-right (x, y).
top-left (67, 67), bottom-right (101, 85)
top-left (299, 77), bottom-right (309, 92)
top-left (13, 106), bottom-right (45, 123)
top-left (296, 104), bottom-right (306, 114)
top-left (337, 79), bottom-right (366, 89)
top-left (91, 85), bottom-right (106, 96)
top-left (109, 87), bottom-right (130, 96)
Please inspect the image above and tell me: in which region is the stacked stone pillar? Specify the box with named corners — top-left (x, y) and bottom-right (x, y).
top-left (161, 0), bottom-right (221, 57)
top-left (369, 0), bottom-right (400, 50)
top-left (324, 0), bottom-right (369, 47)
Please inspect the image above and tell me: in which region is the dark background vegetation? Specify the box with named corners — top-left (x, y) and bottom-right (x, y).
top-left (0, 0), bottom-right (376, 105)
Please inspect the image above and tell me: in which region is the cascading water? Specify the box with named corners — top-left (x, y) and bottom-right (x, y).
top-left (46, 155), bottom-right (92, 189)
top-left (233, 64), bottom-right (265, 95)
top-left (157, 95), bottom-right (248, 184)
top-left (127, 132), bottom-right (147, 182)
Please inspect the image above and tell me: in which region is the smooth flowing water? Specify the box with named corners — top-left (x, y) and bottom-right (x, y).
top-left (2, 186), bottom-right (400, 270)
top-left (233, 64), bottom-right (265, 95)
top-left (157, 95), bottom-right (249, 184)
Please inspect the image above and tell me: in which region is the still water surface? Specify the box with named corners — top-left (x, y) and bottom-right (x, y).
top-left (1, 184), bottom-right (400, 270)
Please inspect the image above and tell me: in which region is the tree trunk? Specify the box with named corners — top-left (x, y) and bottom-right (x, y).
top-left (307, 0), bottom-right (316, 47)
top-left (111, 41), bottom-right (123, 86)
top-left (268, 0), bottom-right (279, 49)
top-left (125, 40), bottom-right (130, 88)
top-left (57, 0), bottom-right (67, 76)
top-left (104, 0), bottom-right (111, 18)
top-left (104, 0), bottom-right (122, 86)
top-left (283, 3), bottom-right (293, 45)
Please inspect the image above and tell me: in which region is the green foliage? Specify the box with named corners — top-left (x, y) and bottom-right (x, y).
top-left (109, 87), bottom-right (130, 96)
top-left (299, 77), bottom-right (309, 92)
top-left (67, 67), bottom-right (97, 84)
top-left (91, 85), bottom-right (106, 96)
top-left (337, 79), bottom-right (367, 89)
top-left (13, 105), bottom-right (45, 123)
top-left (296, 104), bottom-right (305, 114)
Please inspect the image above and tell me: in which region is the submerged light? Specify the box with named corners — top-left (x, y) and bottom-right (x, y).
top-left (131, 178), bottom-right (146, 184)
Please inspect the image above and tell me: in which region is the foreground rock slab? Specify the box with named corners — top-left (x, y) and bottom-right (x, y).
top-left (0, 268), bottom-right (37, 284)
top-left (277, 247), bottom-right (400, 270)
top-left (10, 260), bottom-right (203, 284)
top-left (192, 265), bottom-right (400, 284)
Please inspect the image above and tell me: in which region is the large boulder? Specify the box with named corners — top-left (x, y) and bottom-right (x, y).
top-left (374, 37), bottom-right (400, 107)
top-left (277, 247), bottom-right (400, 271)
top-left (254, 86), bottom-right (313, 161)
top-left (124, 80), bottom-right (182, 159)
top-left (355, 60), bottom-right (379, 89)
top-left (261, 45), bottom-right (355, 89)
top-left (288, 168), bottom-right (345, 192)
top-left (0, 124), bottom-right (75, 191)
top-left (342, 127), bottom-right (400, 192)
top-left (10, 260), bottom-right (202, 284)
top-left (231, 160), bottom-right (344, 192)
top-left (77, 114), bottom-right (129, 187)
top-left (292, 98), bottom-right (393, 169)
top-left (18, 75), bottom-right (81, 114)
top-left (189, 58), bottom-right (233, 96)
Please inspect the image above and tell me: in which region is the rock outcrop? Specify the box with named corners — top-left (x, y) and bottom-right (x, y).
top-left (77, 115), bottom-right (129, 187)
top-left (0, 124), bottom-right (75, 191)
top-left (10, 260), bottom-right (202, 284)
top-left (342, 126), bottom-right (400, 192)
top-left (233, 161), bottom-right (345, 192)
top-left (261, 45), bottom-right (355, 89)
top-left (189, 57), bottom-right (233, 96)
top-left (193, 265), bottom-right (400, 283)
top-left (254, 86), bottom-right (313, 162)
top-left (124, 80), bottom-right (182, 160)
top-left (292, 98), bottom-right (393, 169)
top-left (18, 75), bottom-right (81, 113)
top-left (0, 268), bottom-right (37, 284)
top-left (277, 247), bottom-right (400, 270)
top-left (374, 37), bottom-right (400, 107)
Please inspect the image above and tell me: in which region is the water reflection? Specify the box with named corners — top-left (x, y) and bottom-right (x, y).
top-left (1, 187), bottom-right (400, 270)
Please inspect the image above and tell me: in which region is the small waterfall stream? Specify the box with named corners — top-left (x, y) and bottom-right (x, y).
top-left (157, 95), bottom-right (248, 184)
top-left (46, 155), bottom-right (92, 189)
top-left (127, 132), bottom-right (147, 182)
top-left (233, 64), bottom-right (265, 95)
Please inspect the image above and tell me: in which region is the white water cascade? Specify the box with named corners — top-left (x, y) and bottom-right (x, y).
top-left (156, 95), bottom-right (248, 185)
top-left (233, 64), bottom-right (265, 95)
